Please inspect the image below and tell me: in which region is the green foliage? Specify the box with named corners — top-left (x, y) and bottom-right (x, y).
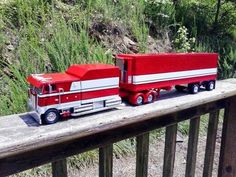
top-left (173, 26), bottom-right (195, 52)
top-left (174, 1), bottom-right (214, 36)
top-left (144, 0), bottom-right (175, 29)
top-left (178, 114), bottom-right (211, 136)
top-left (174, 0), bottom-right (236, 37)
top-left (194, 37), bottom-right (236, 79)
top-left (0, 0), bottom-right (235, 175)
top-left (219, 47), bottom-right (236, 78)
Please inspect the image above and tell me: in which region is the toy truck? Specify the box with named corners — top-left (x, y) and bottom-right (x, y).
top-left (27, 64), bottom-right (122, 124)
top-left (27, 53), bottom-right (218, 124)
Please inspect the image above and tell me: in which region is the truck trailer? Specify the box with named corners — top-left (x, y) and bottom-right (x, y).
top-left (116, 53), bottom-right (218, 105)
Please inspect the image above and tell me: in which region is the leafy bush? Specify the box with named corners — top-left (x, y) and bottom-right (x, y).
top-left (144, 0), bottom-right (175, 29)
top-left (173, 26), bottom-right (195, 52)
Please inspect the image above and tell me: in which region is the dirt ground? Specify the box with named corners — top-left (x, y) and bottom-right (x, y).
top-left (69, 127), bottom-right (222, 177)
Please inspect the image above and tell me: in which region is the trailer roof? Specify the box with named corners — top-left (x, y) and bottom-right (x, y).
top-left (116, 52), bottom-right (218, 59)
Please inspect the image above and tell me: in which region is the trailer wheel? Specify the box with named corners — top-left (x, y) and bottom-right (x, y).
top-left (43, 109), bottom-right (60, 124)
top-left (188, 84), bottom-right (199, 94)
top-left (136, 95), bottom-right (144, 105)
top-left (145, 92), bottom-right (155, 103)
top-left (206, 81), bottom-right (215, 91)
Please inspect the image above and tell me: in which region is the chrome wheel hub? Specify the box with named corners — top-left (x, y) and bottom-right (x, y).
top-left (147, 94), bottom-right (153, 102)
top-left (47, 112), bottom-right (57, 121)
top-left (137, 96), bottom-right (143, 105)
top-left (209, 83), bottom-right (214, 90)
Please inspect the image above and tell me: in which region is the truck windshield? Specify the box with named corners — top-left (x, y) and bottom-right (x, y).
top-left (30, 85), bottom-right (42, 94)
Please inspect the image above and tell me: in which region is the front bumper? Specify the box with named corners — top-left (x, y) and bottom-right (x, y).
top-left (27, 99), bottom-right (42, 124)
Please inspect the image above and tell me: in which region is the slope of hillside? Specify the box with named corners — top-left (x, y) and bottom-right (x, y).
top-left (0, 1), bottom-right (235, 176)
top-left (0, 0), bottom-right (235, 116)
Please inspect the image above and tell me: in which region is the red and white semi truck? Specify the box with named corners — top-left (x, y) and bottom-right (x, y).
top-left (27, 53), bottom-right (218, 124)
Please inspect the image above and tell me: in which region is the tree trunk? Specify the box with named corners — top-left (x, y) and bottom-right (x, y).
top-left (214, 0), bottom-right (221, 30)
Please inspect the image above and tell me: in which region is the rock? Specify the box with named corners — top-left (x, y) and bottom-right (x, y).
top-left (7, 45), bottom-right (14, 51)
top-left (123, 36), bottom-right (136, 46)
top-left (5, 41), bottom-right (11, 45)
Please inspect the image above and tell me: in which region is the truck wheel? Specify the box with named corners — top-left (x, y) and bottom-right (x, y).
top-left (206, 81), bottom-right (215, 91)
top-left (136, 95), bottom-right (144, 105)
top-left (146, 92), bottom-right (155, 103)
top-left (131, 93), bottom-right (144, 106)
top-left (43, 109), bottom-right (60, 124)
top-left (188, 84), bottom-right (199, 94)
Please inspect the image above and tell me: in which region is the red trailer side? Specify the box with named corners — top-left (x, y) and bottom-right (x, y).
top-left (116, 53), bottom-right (218, 105)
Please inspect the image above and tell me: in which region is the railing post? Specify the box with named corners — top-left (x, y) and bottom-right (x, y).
top-left (163, 123), bottom-right (177, 177)
top-left (218, 96), bottom-right (236, 177)
top-left (99, 144), bottom-right (113, 177)
top-left (52, 158), bottom-right (67, 177)
top-left (136, 132), bottom-right (150, 177)
top-left (185, 117), bottom-right (200, 177)
top-left (203, 110), bottom-right (219, 177)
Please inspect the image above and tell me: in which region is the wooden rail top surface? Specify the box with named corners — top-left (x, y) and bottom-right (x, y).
top-left (0, 79), bottom-right (236, 159)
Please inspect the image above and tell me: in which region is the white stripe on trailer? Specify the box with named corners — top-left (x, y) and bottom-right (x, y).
top-left (132, 68), bottom-right (217, 85)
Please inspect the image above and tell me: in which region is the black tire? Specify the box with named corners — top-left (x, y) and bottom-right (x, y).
top-left (206, 81), bottom-right (215, 91)
top-left (43, 109), bottom-right (60, 124)
top-left (175, 85), bottom-right (185, 92)
top-left (188, 84), bottom-right (199, 94)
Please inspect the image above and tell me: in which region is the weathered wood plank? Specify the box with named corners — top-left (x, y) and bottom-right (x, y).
top-left (1, 80), bottom-right (235, 160)
top-left (218, 96), bottom-right (236, 177)
top-left (0, 99), bottom-right (227, 176)
top-left (99, 144), bottom-right (113, 177)
top-left (136, 133), bottom-right (150, 177)
top-left (0, 79), bottom-right (236, 176)
top-left (185, 117), bottom-right (200, 177)
top-left (163, 124), bottom-right (177, 177)
top-left (203, 110), bottom-right (219, 177)
top-left (1, 80), bottom-right (236, 159)
top-left (52, 159), bottom-right (67, 177)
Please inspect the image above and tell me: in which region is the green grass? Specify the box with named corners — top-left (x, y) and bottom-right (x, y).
top-left (0, 0), bottom-right (235, 176)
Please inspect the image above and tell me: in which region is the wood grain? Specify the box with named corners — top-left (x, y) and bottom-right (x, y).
top-left (99, 144), bottom-right (113, 177)
top-left (0, 79), bottom-right (235, 176)
top-left (52, 159), bottom-right (67, 177)
top-left (185, 117), bottom-right (200, 177)
top-left (218, 96), bottom-right (236, 177)
top-left (203, 110), bottom-right (219, 177)
top-left (136, 133), bottom-right (150, 177)
top-left (163, 124), bottom-right (177, 177)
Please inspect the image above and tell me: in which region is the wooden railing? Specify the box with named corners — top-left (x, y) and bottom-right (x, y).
top-left (0, 79), bottom-right (236, 177)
